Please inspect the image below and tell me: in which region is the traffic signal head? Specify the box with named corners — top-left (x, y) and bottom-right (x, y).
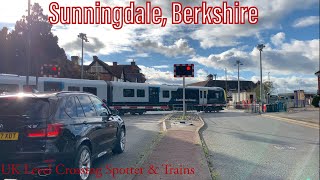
top-left (174, 64), bottom-right (194, 77)
top-left (41, 64), bottom-right (60, 77)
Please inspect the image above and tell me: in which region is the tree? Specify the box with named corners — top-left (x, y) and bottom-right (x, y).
top-left (254, 81), bottom-right (274, 102)
top-left (0, 3), bottom-right (80, 78)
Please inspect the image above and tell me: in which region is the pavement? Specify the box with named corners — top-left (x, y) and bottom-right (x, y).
top-left (201, 110), bottom-right (319, 180)
top-left (262, 108), bottom-right (319, 125)
top-left (133, 113), bottom-right (212, 180)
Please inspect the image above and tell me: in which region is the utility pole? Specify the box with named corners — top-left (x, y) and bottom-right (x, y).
top-left (225, 68), bottom-right (227, 96)
top-left (78, 33), bottom-right (89, 79)
top-left (26, 0), bottom-right (31, 86)
top-left (257, 44), bottom-right (265, 112)
top-left (235, 60), bottom-right (243, 103)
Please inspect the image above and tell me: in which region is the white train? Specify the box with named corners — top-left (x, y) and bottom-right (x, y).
top-left (0, 74), bottom-right (227, 114)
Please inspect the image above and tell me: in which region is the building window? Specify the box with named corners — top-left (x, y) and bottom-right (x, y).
top-left (163, 90), bottom-right (169, 98)
top-left (200, 91), bottom-right (203, 98)
top-left (83, 87), bottom-right (97, 95)
top-left (68, 86), bottom-right (80, 91)
top-left (137, 89), bottom-right (145, 97)
top-left (204, 91), bottom-right (207, 98)
top-left (123, 89), bottom-right (134, 97)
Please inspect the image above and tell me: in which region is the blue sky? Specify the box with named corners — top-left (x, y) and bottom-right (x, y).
top-left (0, 0), bottom-right (319, 93)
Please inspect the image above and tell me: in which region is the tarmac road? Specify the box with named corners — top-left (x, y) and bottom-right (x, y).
top-left (201, 109), bottom-right (319, 180)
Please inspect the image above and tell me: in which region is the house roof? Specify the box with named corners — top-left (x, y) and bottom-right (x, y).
top-left (85, 57), bottom-right (146, 82)
top-left (188, 79), bottom-right (258, 91)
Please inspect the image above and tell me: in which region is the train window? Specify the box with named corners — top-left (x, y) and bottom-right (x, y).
top-left (137, 89), bottom-right (145, 97)
top-left (83, 87), bottom-right (97, 95)
top-left (204, 91), bottom-right (207, 98)
top-left (163, 90), bottom-right (170, 98)
top-left (23, 85), bottom-right (36, 92)
top-left (123, 89), bottom-right (134, 97)
top-left (68, 86), bottom-right (80, 91)
top-left (200, 91), bottom-right (203, 98)
top-left (0, 84), bottom-right (19, 94)
top-left (44, 81), bottom-right (64, 92)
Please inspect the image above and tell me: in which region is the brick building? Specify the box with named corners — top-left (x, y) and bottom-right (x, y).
top-left (83, 56), bottom-right (146, 83)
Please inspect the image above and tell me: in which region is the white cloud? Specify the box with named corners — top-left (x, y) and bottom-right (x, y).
top-left (293, 16), bottom-right (320, 28)
top-left (271, 32), bottom-right (286, 46)
top-left (152, 65), bottom-right (170, 69)
top-left (135, 39), bottom-right (195, 57)
top-left (189, 33), bottom-right (319, 76)
top-left (190, 0), bottom-right (319, 48)
top-left (254, 76), bottom-right (318, 93)
top-left (140, 66), bottom-right (208, 85)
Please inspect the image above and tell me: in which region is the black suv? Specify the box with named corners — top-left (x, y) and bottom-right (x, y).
top-left (0, 92), bottom-right (126, 180)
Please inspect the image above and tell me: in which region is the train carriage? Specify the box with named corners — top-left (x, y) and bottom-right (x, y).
top-left (0, 74), bottom-right (226, 114)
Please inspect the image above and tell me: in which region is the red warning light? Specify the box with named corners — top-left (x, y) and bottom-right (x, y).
top-left (186, 66), bottom-right (191, 71)
top-left (52, 67), bottom-right (57, 71)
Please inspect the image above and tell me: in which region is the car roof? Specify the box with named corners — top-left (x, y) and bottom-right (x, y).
top-left (0, 91), bottom-right (95, 99)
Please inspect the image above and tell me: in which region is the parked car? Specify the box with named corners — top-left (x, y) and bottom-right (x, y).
top-left (0, 92), bottom-right (126, 180)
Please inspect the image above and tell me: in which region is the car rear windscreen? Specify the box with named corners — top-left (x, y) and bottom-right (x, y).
top-left (0, 97), bottom-right (50, 119)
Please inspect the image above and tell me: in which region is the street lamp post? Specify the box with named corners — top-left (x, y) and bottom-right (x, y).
top-left (78, 33), bottom-right (89, 79)
top-left (257, 44), bottom-right (265, 112)
top-left (235, 60), bottom-right (243, 103)
top-left (214, 74), bottom-right (217, 86)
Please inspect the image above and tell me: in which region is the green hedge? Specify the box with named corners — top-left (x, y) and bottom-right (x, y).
top-left (312, 95), bottom-right (320, 107)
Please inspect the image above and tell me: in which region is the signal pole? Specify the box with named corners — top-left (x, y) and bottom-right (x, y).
top-left (183, 76), bottom-right (186, 118)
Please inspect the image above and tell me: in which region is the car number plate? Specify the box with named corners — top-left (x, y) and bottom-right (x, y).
top-left (0, 132), bottom-right (19, 140)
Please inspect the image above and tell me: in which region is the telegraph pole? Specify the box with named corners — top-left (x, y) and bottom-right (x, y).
top-left (26, 0), bottom-right (31, 86)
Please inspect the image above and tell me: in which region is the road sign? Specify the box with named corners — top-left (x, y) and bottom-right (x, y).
top-left (41, 64), bottom-right (60, 77)
top-left (174, 64), bottom-right (194, 77)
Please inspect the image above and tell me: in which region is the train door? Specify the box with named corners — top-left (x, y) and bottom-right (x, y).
top-left (149, 87), bottom-right (159, 104)
top-left (201, 90), bottom-right (207, 105)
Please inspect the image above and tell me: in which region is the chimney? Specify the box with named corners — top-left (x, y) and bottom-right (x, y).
top-left (113, 62), bottom-right (117, 66)
top-left (131, 60), bottom-right (136, 66)
top-left (71, 56), bottom-right (79, 65)
top-left (207, 74), bottom-right (213, 80)
top-left (93, 56), bottom-right (99, 61)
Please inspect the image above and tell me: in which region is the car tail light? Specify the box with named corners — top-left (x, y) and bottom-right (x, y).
top-left (27, 129), bottom-right (46, 137)
top-left (46, 124), bottom-right (62, 137)
top-left (27, 123), bottom-right (62, 138)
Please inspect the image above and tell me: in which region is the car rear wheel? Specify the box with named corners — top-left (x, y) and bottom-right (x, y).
top-left (74, 145), bottom-right (92, 180)
top-left (112, 128), bottom-right (126, 154)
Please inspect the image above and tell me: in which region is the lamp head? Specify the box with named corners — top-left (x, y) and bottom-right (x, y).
top-left (257, 44), bottom-right (265, 51)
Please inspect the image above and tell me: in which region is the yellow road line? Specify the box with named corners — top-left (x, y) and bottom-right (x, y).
top-left (261, 114), bottom-right (319, 129)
